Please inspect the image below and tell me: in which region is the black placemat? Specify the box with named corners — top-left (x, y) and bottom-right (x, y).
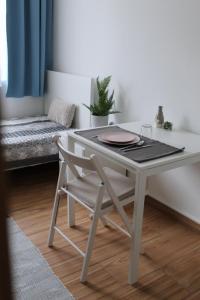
top-left (75, 126), bottom-right (185, 163)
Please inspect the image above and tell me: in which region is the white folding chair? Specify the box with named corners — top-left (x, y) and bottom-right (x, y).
top-left (48, 135), bottom-right (135, 282)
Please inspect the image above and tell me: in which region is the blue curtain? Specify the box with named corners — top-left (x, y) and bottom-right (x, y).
top-left (6, 0), bottom-right (53, 97)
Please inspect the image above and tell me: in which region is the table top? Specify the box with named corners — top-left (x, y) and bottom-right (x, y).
top-left (68, 122), bottom-right (200, 173)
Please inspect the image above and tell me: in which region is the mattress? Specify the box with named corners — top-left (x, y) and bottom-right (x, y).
top-left (1, 116), bottom-right (70, 169)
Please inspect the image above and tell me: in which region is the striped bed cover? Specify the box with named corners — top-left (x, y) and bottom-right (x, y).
top-left (1, 116), bottom-right (70, 169)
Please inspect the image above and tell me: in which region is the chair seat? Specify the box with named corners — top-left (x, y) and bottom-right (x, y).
top-left (67, 167), bottom-right (135, 209)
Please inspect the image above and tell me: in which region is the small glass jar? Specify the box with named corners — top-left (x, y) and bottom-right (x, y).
top-left (140, 124), bottom-right (152, 139)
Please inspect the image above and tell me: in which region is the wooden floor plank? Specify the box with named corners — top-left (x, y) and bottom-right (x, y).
top-left (8, 163), bottom-right (200, 300)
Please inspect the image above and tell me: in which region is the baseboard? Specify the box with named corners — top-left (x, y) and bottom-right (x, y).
top-left (146, 195), bottom-right (200, 233)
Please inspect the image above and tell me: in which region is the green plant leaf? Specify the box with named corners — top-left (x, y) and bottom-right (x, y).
top-left (109, 110), bottom-right (121, 114)
top-left (82, 103), bottom-right (91, 111)
top-left (101, 76), bottom-right (111, 91)
top-left (109, 90), bottom-right (114, 102)
top-left (96, 76), bottom-right (101, 93)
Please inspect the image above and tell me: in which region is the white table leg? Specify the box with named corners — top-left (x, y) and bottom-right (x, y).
top-left (128, 171), bottom-right (146, 284)
top-left (67, 135), bottom-right (75, 227)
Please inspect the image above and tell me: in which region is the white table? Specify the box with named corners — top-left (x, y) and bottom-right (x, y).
top-left (67, 122), bottom-right (200, 284)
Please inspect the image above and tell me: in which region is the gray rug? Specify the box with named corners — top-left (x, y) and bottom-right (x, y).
top-left (8, 219), bottom-right (75, 300)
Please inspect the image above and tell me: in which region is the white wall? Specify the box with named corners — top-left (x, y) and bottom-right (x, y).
top-left (1, 97), bottom-right (44, 119)
top-left (1, 86), bottom-right (44, 118)
top-left (53, 0), bottom-right (200, 223)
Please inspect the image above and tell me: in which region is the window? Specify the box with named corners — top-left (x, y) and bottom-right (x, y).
top-left (0, 0), bottom-right (7, 85)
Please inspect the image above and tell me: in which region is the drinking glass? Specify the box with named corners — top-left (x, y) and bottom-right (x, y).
top-left (140, 124), bottom-right (152, 139)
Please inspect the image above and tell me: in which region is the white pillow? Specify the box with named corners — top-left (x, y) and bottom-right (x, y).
top-left (48, 98), bottom-right (76, 128)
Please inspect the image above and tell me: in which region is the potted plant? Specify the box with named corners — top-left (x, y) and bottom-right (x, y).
top-left (83, 76), bottom-right (119, 127)
top-left (163, 121), bottom-right (173, 130)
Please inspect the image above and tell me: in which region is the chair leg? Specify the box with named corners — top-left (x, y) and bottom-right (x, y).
top-left (68, 196), bottom-right (75, 227)
top-left (80, 210), bottom-right (100, 283)
top-left (48, 161), bottom-right (67, 246)
top-left (80, 184), bottom-right (105, 283)
top-left (48, 192), bottom-right (60, 247)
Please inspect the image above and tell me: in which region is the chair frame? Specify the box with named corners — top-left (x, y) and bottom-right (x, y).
top-left (48, 135), bottom-right (134, 282)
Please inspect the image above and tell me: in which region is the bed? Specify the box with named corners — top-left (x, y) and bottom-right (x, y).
top-left (1, 71), bottom-right (93, 170)
top-left (1, 116), bottom-right (72, 169)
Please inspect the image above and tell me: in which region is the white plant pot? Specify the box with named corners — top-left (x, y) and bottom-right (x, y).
top-left (91, 115), bottom-right (108, 127)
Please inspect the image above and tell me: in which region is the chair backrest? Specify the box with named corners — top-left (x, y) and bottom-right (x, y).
top-left (53, 135), bottom-right (130, 225)
top-left (53, 135), bottom-right (97, 178)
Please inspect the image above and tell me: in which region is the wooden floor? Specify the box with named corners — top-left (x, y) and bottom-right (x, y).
top-left (8, 163), bottom-right (200, 300)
